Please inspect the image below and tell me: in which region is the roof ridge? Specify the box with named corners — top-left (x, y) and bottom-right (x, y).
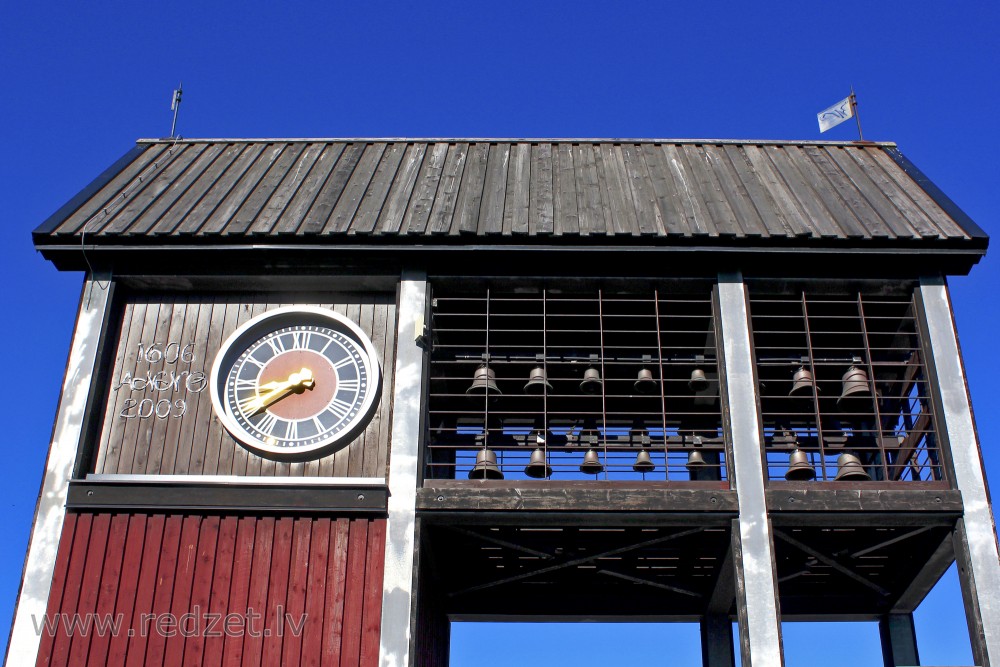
top-left (136, 137), bottom-right (898, 148)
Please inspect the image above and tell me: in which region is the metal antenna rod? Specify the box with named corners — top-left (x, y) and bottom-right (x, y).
top-left (850, 84), bottom-right (864, 141)
top-left (169, 83), bottom-right (183, 138)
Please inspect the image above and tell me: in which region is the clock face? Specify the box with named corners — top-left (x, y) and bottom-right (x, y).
top-left (209, 306), bottom-right (382, 459)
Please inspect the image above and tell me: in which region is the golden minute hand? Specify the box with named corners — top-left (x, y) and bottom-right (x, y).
top-left (246, 368), bottom-right (315, 415)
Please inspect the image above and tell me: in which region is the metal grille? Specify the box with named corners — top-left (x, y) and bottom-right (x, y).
top-left (749, 285), bottom-right (943, 483)
top-left (426, 284), bottom-right (724, 481)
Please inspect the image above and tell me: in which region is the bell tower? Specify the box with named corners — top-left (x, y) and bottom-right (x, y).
top-left (9, 138), bottom-right (999, 667)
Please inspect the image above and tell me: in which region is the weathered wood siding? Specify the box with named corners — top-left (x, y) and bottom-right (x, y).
top-left (36, 512), bottom-right (386, 667)
top-left (92, 292), bottom-right (397, 477)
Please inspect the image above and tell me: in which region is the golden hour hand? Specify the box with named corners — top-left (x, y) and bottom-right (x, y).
top-left (246, 368), bottom-right (315, 415)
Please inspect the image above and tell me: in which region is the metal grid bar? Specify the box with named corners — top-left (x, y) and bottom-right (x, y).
top-left (426, 284), bottom-right (724, 481)
top-left (749, 286), bottom-right (943, 483)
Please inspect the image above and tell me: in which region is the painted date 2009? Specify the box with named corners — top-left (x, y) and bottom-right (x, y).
top-left (119, 398), bottom-right (188, 419)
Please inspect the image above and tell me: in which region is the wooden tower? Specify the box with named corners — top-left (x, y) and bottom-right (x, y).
top-left (8, 139), bottom-right (999, 667)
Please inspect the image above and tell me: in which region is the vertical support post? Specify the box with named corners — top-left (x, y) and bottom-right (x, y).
top-left (379, 271), bottom-right (429, 667)
top-left (5, 276), bottom-right (114, 666)
top-left (717, 273), bottom-right (784, 667)
top-left (701, 615), bottom-right (736, 667)
top-left (879, 613), bottom-right (919, 667)
top-left (919, 276), bottom-right (1000, 667)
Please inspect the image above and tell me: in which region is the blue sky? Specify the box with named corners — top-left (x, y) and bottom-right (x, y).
top-left (1, 2), bottom-right (997, 664)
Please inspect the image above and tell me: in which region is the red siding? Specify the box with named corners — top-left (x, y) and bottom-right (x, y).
top-left (36, 513), bottom-right (386, 667)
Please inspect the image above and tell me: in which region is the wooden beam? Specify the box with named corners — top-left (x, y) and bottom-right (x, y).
top-left (773, 529), bottom-right (890, 598)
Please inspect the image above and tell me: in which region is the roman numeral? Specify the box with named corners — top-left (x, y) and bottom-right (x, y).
top-left (286, 420), bottom-right (299, 441)
top-left (291, 330), bottom-right (312, 350)
top-left (333, 356), bottom-right (355, 370)
top-left (266, 336), bottom-right (286, 355)
top-left (255, 412), bottom-right (279, 436)
top-left (326, 398), bottom-right (355, 422)
top-left (338, 379), bottom-right (360, 392)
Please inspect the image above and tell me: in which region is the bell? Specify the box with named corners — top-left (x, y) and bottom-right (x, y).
top-left (688, 368), bottom-right (709, 392)
top-left (686, 449), bottom-right (708, 468)
top-left (466, 366), bottom-right (501, 402)
top-left (789, 366), bottom-right (818, 397)
top-left (837, 366), bottom-right (872, 412)
top-left (580, 449), bottom-right (604, 474)
top-left (834, 452), bottom-right (871, 481)
top-left (524, 366), bottom-right (553, 395)
top-left (784, 448), bottom-right (816, 481)
top-left (633, 449), bottom-right (655, 473)
top-left (634, 368), bottom-right (657, 394)
top-left (468, 449), bottom-right (504, 480)
top-left (524, 448), bottom-right (552, 478)
top-left (580, 367), bottom-right (603, 394)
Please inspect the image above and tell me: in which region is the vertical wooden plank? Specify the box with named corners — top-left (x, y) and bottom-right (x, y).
top-left (281, 517), bottom-right (314, 667)
top-left (109, 300), bottom-right (161, 474)
top-left (140, 300), bottom-right (189, 474)
top-left (763, 145), bottom-right (845, 238)
top-left (376, 300), bottom-right (397, 478)
top-left (301, 518), bottom-right (331, 667)
top-left (222, 144), bottom-right (308, 235)
top-left (47, 513), bottom-right (95, 666)
top-left (641, 144), bottom-right (693, 236)
top-left (94, 302), bottom-right (139, 475)
top-left (529, 143), bottom-right (554, 236)
top-left (34, 513), bottom-right (79, 667)
top-left (322, 518), bottom-right (351, 667)
top-left (573, 144), bottom-right (604, 235)
top-left (352, 143), bottom-right (407, 234)
top-left (426, 143), bottom-right (467, 235)
top-left (105, 514), bottom-right (148, 667)
top-left (702, 144), bottom-right (769, 237)
top-left (359, 519), bottom-right (386, 667)
top-left (123, 514), bottom-right (166, 667)
top-left (151, 144), bottom-right (246, 236)
top-left (553, 144), bottom-right (579, 235)
top-left (478, 143), bottom-right (509, 235)
top-left (619, 143), bottom-right (665, 236)
top-left (102, 145), bottom-right (202, 235)
top-left (339, 519), bottom-right (369, 667)
top-left (175, 144), bottom-right (263, 235)
top-left (240, 516), bottom-right (275, 667)
top-left (65, 513), bottom-right (112, 665)
top-left (299, 143), bottom-right (365, 235)
top-left (325, 144), bottom-right (386, 234)
top-left (452, 143), bottom-right (489, 235)
top-left (203, 297), bottom-right (242, 475)
top-left (142, 514), bottom-right (185, 667)
top-left (362, 300), bottom-right (388, 478)
top-left (600, 144), bottom-right (641, 235)
top-left (503, 143), bottom-right (530, 236)
top-left (249, 143), bottom-right (324, 234)
top-left (178, 515), bottom-right (220, 665)
top-left (661, 144), bottom-right (717, 236)
top-left (376, 143), bottom-right (426, 234)
top-left (202, 515), bottom-right (238, 667)
top-left (162, 515), bottom-right (202, 665)
top-left (199, 144), bottom-right (287, 236)
top-left (177, 296), bottom-right (216, 475)
top-left (682, 144), bottom-right (741, 236)
top-left (348, 302), bottom-right (377, 478)
top-left (128, 144), bottom-right (223, 235)
top-left (401, 142), bottom-right (447, 235)
top-left (334, 302), bottom-right (363, 477)
top-left (261, 517), bottom-right (295, 664)
top-left (85, 513), bottom-right (130, 666)
top-left (739, 145), bottom-right (815, 237)
top-left (221, 516), bottom-right (257, 667)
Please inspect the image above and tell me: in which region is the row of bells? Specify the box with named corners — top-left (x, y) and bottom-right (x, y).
top-left (467, 365), bottom-right (710, 399)
top-left (468, 447), bottom-right (716, 479)
top-left (469, 447), bottom-right (871, 481)
top-left (788, 365), bottom-right (876, 410)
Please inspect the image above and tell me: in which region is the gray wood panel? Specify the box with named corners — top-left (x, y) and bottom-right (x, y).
top-left (93, 292), bottom-right (398, 478)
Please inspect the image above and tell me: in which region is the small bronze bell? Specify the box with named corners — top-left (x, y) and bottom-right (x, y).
top-left (789, 366), bottom-right (818, 397)
top-left (633, 449), bottom-right (655, 473)
top-left (837, 366), bottom-right (872, 412)
top-left (467, 366), bottom-right (501, 402)
top-left (686, 449), bottom-right (708, 468)
top-left (468, 449), bottom-right (504, 480)
top-left (688, 368), bottom-right (709, 392)
top-left (580, 449), bottom-right (604, 474)
top-left (524, 366), bottom-right (553, 395)
top-left (834, 452), bottom-right (871, 481)
top-left (580, 367), bottom-right (603, 394)
top-left (634, 368), bottom-right (657, 394)
top-left (524, 448), bottom-right (552, 478)
top-left (784, 448), bottom-right (816, 481)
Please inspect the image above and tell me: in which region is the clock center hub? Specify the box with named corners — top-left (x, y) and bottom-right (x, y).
top-left (258, 350), bottom-right (336, 420)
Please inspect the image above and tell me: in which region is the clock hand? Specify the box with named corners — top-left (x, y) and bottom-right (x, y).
top-left (246, 368), bottom-right (315, 415)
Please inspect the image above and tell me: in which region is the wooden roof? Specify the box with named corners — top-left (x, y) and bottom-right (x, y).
top-left (33, 138), bottom-right (987, 271)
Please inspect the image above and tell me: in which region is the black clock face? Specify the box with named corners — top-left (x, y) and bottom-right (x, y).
top-left (210, 307), bottom-right (381, 459)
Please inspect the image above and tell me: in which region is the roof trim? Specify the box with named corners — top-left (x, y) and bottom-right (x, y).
top-left (136, 137), bottom-right (899, 147)
top-left (884, 147), bottom-right (989, 241)
top-left (34, 144), bottom-right (148, 235)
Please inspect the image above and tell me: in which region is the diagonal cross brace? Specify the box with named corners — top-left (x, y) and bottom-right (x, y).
top-left (774, 529), bottom-right (890, 597)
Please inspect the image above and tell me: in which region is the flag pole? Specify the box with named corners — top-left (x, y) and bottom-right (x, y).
top-left (850, 85), bottom-right (864, 141)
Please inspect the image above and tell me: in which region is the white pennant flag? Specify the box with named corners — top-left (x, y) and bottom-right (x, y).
top-left (817, 96), bottom-right (854, 132)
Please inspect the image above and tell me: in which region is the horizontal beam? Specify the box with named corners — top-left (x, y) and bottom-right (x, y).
top-left (418, 485), bottom-right (736, 513)
top-left (67, 479), bottom-right (388, 513)
top-left (766, 488), bottom-right (962, 514)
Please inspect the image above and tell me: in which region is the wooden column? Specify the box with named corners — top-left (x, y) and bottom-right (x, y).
top-left (717, 273), bottom-right (785, 667)
top-left (379, 271), bottom-right (429, 667)
top-left (5, 276), bottom-right (115, 667)
top-left (920, 276), bottom-right (1000, 667)
top-left (879, 613), bottom-right (920, 667)
top-left (701, 615), bottom-right (736, 667)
